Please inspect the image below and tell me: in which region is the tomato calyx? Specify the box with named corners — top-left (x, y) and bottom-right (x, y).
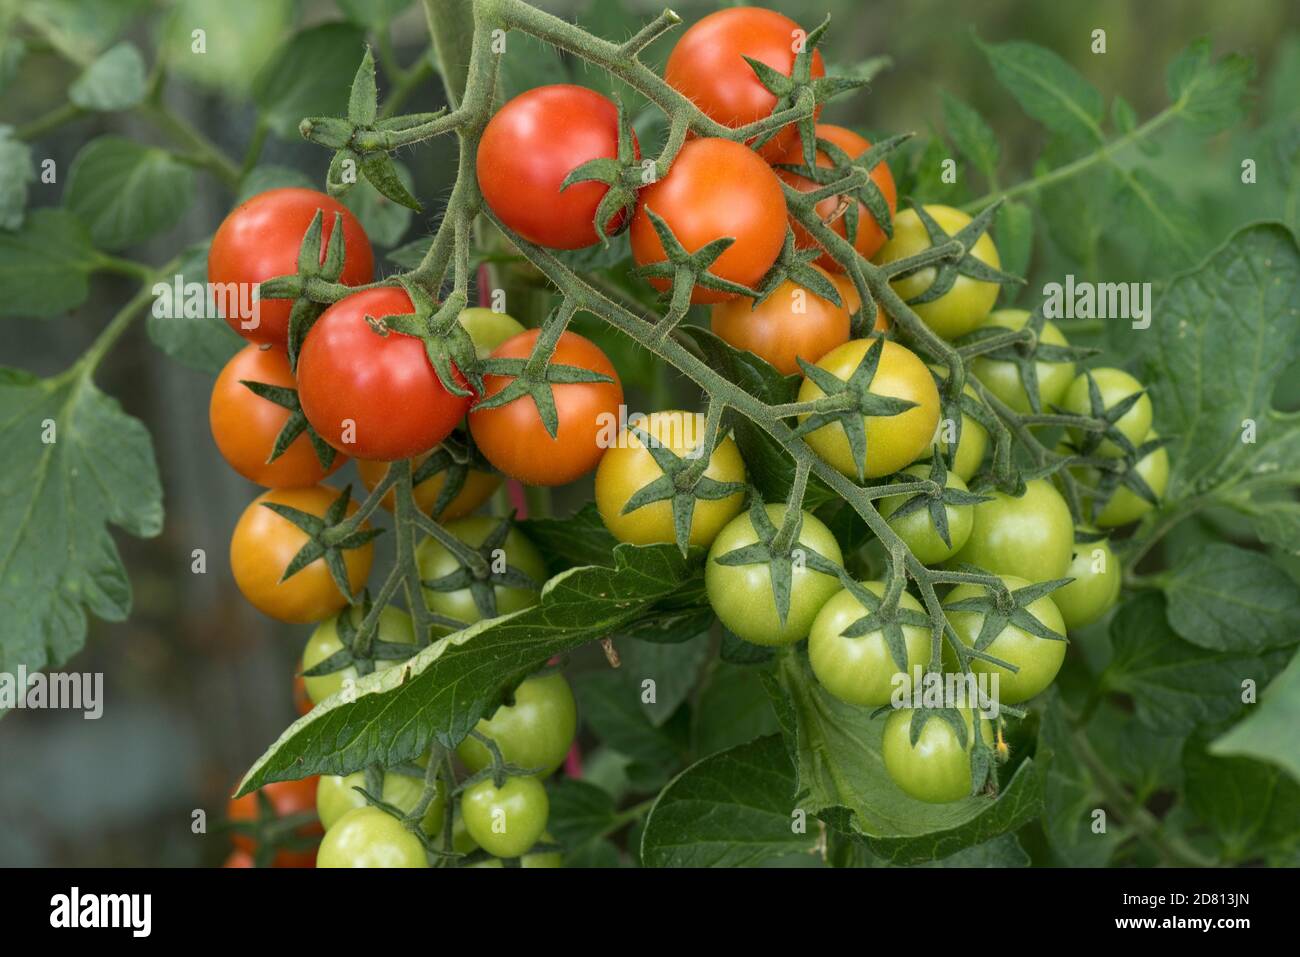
top-left (1061, 432), bottom-right (1169, 521)
top-left (226, 790), bottom-right (321, 868)
top-left (237, 377), bottom-right (338, 471)
top-left (261, 484), bottom-right (384, 598)
top-left (750, 230), bottom-right (843, 307)
top-left (1058, 369), bottom-right (1150, 458)
top-left (357, 278), bottom-right (480, 398)
top-left (882, 454), bottom-right (991, 551)
top-left (940, 575), bottom-right (1070, 672)
top-left (902, 708), bottom-right (998, 799)
top-left (837, 576), bottom-right (935, 677)
top-left (418, 514), bottom-right (540, 620)
top-left (955, 307), bottom-right (1097, 415)
top-left (300, 595), bottom-right (419, 683)
top-left (409, 436), bottom-right (497, 518)
top-left (558, 96), bottom-right (643, 246)
top-left (776, 131), bottom-right (912, 244)
top-left (881, 202), bottom-right (1022, 307)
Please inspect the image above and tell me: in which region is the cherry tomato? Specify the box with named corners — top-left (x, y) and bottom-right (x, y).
top-left (356, 453), bottom-right (500, 519)
top-left (300, 605), bottom-right (417, 705)
top-left (415, 516), bottom-right (548, 625)
top-left (808, 581), bottom-right (930, 707)
top-left (209, 188), bottom-right (373, 346)
top-left (1061, 367), bottom-right (1153, 458)
top-left (469, 329), bottom-right (623, 485)
top-left (477, 85), bottom-right (637, 249)
top-left (594, 410), bottom-right (746, 546)
top-left (1053, 533), bottom-right (1121, 630)
top-left (926, 366), bottom-right (989, 482)
top-left (710, 266), bottom-right (850, 375)
top-left (469, 832), bottom-right (563, 868)
top-left (774, 124), bottom-right (897, 268)
top-left (882, 707), bottom-right (992, 804)
top-left (873, 205), bottom-right (1000, 340)
top-left (947, 479), bottom-right (1073, 583)
top-left (228, 777), bottom-right (322, 868)
top-left (630, 137), bottom-right (787, 305)
top-left (317, 806), bottom-right (428, 868)
top-left (878, 463), bottom-right (975, 565)
top-left (297, 287), bottom-right (472, 461)
top-left (829, 272), bottom-right (889, 332)
top-left (458, 307), bottom-right (527, 358)
top-left (1069, 433), bottom-right (1169, 527)
top-left (705, 504), bottom-right (844, 646)
top-left (210, 344), bottom-right (344, 488)
top-left (456, 672), bottom-right (577, 778)
top-left (229, 485), bottom-right (374, 623)
top-left (317, 766), bottom-right (445, 835)
top-left (796, 338), bottom-right (941, 478)
top-left (943, 574), bottom-right (1068, 704)
top-left (460, 775), bottom-right (550, 860)
top-left (970, 309), bottom-right (1075, 414)
top-left (664, 7), bottom-right (825, 161)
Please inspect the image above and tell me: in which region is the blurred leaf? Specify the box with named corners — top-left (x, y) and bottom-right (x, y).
top-left (499, 32), bottom-right (569, 99)
top-left (25, 0), bottom-right (149, 62)
top-left (161, 0), bottom-right (293, 97)
top-left (1090, 704), bottom-right (1185, 800)
top-left (692, 661), bottom-right (780, 757)
top-left (68, 41), bottom-right (146, 111)
top-left (942, 91), bottom-right (999, 184)
top-left (65, 137), bottom-right (194, 251)
top-left (1110, 95), bottom-right (1136, 135)
top-left (975, 37), bottom-right (1104, 144)
top-left (238, 165), bottom-right (315, 202)
top-left (919, 833), bottom-right (1030, 867)
top-left (0, 37), bottom-right (25, 94)
top-left (1167, 39), bottom-right (1254, 134)
top-left (334, 0), bottom-right (414, 27)
top-left (1163, 544), bottom-right (1300, 653)
top-left (546, 777), bottom-right (617, 847)
top-left (906, 134), bottom-right (965, 206)
top-left (1036, 699), bottom-right (1121, 866)
top-left (1037, 135), bottom-right (1120, 270)
top-left (1211, 651), bottom-right (1300, 783)
top-left (145, 242), bottom-right (242, 374)
top-left (1183, 735), bottom-right (1300, 861)
top-left (994, 199), bottom-right (1032, 304)
top-left (618, 632), bottom-right (710, 727)
top-left (0, 209), bottom-right (96, 317)
top-left (0, 128), bottom-right (34, 230)
top-left (1110, 167), bottom-right (1203, 274)
top-left (386, 235), bottom-right (432, 270)
top-left (254, 22), bottom-right (367, 139)
top-left (573, 668), bottom-right (685, 791)
top-left (340, 158), bottom-right (415, 247)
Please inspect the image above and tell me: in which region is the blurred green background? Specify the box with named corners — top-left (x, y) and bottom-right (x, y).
top-left (0, 0), bottom-right (1296, 866)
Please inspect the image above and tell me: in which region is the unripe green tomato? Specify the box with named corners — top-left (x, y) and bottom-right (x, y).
top-left (878, 464), bottom-right (975, 565)
top-left (317, 806), bottom-right (428, 868)
top-left (460, 775), bottom-right (549, 859)
top-left (1061, 367), bottom-right (1152, 458)
top-left (881, 707), bottom-right (993, 804)
top-left (458, 307), bottom-right (526, 358)
top-left (942, 574), bottom-right (1067, 704)
top-left (1052, 535), bottom-right (1121, 629)
top-left (947, 479), bottom-right (1073, 583)
top-left (969, 309), bottom-right (1075, 414)
top-left (316, 766), bottom-right (446, 835)
top-left (456, 672), bottom-right (577, 778)
top-left (926, 370), bottom-right (989, 482)
top-left (301, 605), bottom-right (416, 705)
top-left (808, 582), bottom-right (930, 707)
top-left (1092, 437), bottom-right (1168, 527)
top-left (415, 516), bottom-right (548, 625)
top-left (704, 504), bottom-right (844, 647)
top-left (469, 832), bottom-right (563, 868)
top-left (872, 205), bottom-right (1001, 340)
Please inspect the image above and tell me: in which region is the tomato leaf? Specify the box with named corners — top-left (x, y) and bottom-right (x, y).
top-left (334, 0), bottom-right (414, 28)
top-left (237, 165), bottom-right (315, 201)
top-left (1163, 544), bottom-right (1300, 653)
top-left (518, 502), bottom-right (619, 573)
top-left (1166, 39), bottom-right (1254, 134)
top-left (145, 242), bottom-right (243, 374)
top-left (942, 91), bottom-right (999, 184)
top-left (691, 662), bottom-right (781, 758)
top-left (0, 128), bottom-right (35, 231)
top-left (618, 632), bottom-right (710, 727)
top-left (974, 36), bottom-right (1104, 144)
top-left (68, 41), bottom-right (146, 111)
top-left (65, 137), bottom-right (194, 251)
top-left (1183, 735), bottom-right (1300, 862)
top-left (0, 209), bottom-right (97, 318)
top-left (1037, 700), bottom-right (1123, 866)
top-left (994, 199), bottom-right (1033, 305)
top-left (572, 668), bottom-right (686, 792)
top-left (641, 735), bottom-right (819, 867)
top-left (253, 22), bottom-right (368, 140)
top-left (1210, 650), bottom-right (1300, 784)
top-left (0, 367), bottom-right (162, 686)
top-left (340, 158), bottom-right (416, 248)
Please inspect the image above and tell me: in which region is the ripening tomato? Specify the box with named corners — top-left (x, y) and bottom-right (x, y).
top-left (209, 188), bottom-right (373, 346)
top-left (774, 124), bottom-right (897, 269)
top-left (1053, 533), bottom-right (1121, 630)
top-left (1061, 367), bottom-right (1153, 458)
top-left (356, 453), bottom-right (500, 520)
top-left (926, 366), bottom-right (989, 482)
top-left (477, 85), bottom-right (638, 249)
top-left (228, 776), bottom-right (323, 868)
top-left (808, 582), bottom-right (930, 707)
top-left (458, 307), bottom-right (527, 358)
top-left (873, 205), bottom-right (1000, 340)
top-left (1065, 433), bottom-right (1169, 527)
top-left (947, 479), bottom-right (1073, 583)
top-left (664, 7), bottom-right (825, 161)
top-left (594, 410), bottom-right (746, 546)
top-left (882, 707), bottom-right (992, 804)
top-left (210, 343), bottom-right (345, 488)
top-left (710, 266), bottom-right (850, 375)
top-left (223, 850), bottom-right (255, 868)
top-left (796, 338), bottom-right (941, 479)
top-left (469, 329), bottom-right (623, 485)
top-left (292, 665), bottom-right (312, 717)
top-left (469, 832), bottom-right (563, 868)
top-left (317, 806), bottom-right (428, 868)
top-left (456, 672), bottom-right (578, 778)
top-left (229, 485), bottom-right (374, 623)
top-left (630, 137), bottom-right (787, 304)
top-left (297, 287), bottom-right (472, 461)
top-left (829, 273), bottom-right (889, 332)
top-left (970, 309), bottom-right (1075, 414)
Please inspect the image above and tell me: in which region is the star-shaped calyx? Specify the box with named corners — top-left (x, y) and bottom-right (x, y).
top-left (835, 577), bottom-right (933, 674)
top-left (751, 230), bottom-right (844, 308)
top-left (559, 96), bottom-right (642, 246)
top-left (1057, 369), bottom-right (1149, 458)
top-left (900, 708), bottom-right (997, 797)
top-left (238, 377), bottom-right (338, 471)
top-left (420, 514), bottom-right (540, 620)
top-left (1066, 432), bottom-right (1168, 521)
top-left (414, 436), bottom-right (497, 519)
top-left (941, 576), bottom-right (1070, 669)
top-left (299, 592), bottom-right (420, 684)
top-left (360, 278), bottom-right (480, 398)
top-left (882, 454), bottom-right (991, 550)
top-left (955, 305), bottom-right (1095, 414)
top-left (885, 202), bottom-right (1023, 314)
top-left (261, 485), bottom-right (384, 600)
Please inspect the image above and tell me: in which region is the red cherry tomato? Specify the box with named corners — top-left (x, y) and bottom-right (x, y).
top-left (208, 188), bottom-right (373, 347)
top-left (297, 287), bottom-right (472, 461)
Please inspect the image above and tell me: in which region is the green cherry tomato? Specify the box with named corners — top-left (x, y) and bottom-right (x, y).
top-left (301, 605), bottom-right (417, 705)
top-left (460, 775), bottom-right (549, 860)
top-left (873, 205), bottom-right (1001, 340)
top-left (415, 516), bottom-right (548, 625)
top-left (456, 672), bottom-right (577, 778)
top-left (882, 707), bottom-right (993, 804)
top-left (969, 309), bottom-right (1076, 414)
top-left (948, 479), bottom-right (1073, 583)
top-left (808, 582), bottom-right (930, 707)
top-left (469, 832), bottom-right (563, 868)
top-left (316, 766), bottom-right (446, 835)
top-left (1090, 434), bottom-right (1169, 527)
top-left (458, 307), bottom-right (526, 359)
top-left (1052, 534), bottom-right (1121, 630)
top-left (927, 368), bottom-right (989, 482)
top-left (878, 463), bottom-right (976, 565)
top-left (942, 574), bottom-right (1068, 704)
top-left (705, 504), bottom-right (845, 647)
top-left (317, 806), bottom-right (428, 868)
top-left (1061, 367), bottom-right (1153, 458)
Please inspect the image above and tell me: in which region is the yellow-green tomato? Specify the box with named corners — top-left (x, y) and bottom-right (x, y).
top-left (594, 410), bottom-right (746, 547)
top-left (1061, 367), bottom-right (1153, 457)
top-left (872, 205), bottom-right (1001, 340)
top-left (301, 605), bottom-right (417, 705)
top-left (969, 309), bottom-right (1075, 414)
top-left (705, 504), bottom-right (844, 647)
top-left (796, 338), bottom-right (941, 479)
top-left (458, 307), bottom-right (526, 358)
top-left (317, 806), bottom-right (428, 868)
top-left (878, 464), bottom-right (976, 565)
top-left (469, 832), bottom-right (563, 868)
top-left (460, 775), bottom-right (549, 860)
top-left (948, 479), bottom-right (1073, 582)
top-left (415, 516), bottom-right (548, 625)
top-left (926, 369), bottom-right (989, 482)
top-left (1092, 436), bottom-right (1168, 527)
top-left (881, 707), bottom-right (993, 803)
top-left (455, 672), bottom-right (577, 778)
top-left (316, 767), bottom-right (445, 835)
top-left (808, 582), bottom-right (930, 707)
top-left (942, 574), bottom-right (1067, 704)
top-left (1053, 535), bottom-right (1121, 630)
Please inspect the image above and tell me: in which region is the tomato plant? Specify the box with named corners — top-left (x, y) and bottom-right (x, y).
top-left (878, 463), bottom-right (977, 565)
top-left (356, 451), bottom-right (500, 520)
top-left (969, 309), bottom-right (1076, 415)
top-left (415, 516), bottom-right (548, 624)
top-left (317, 766), bottom-right (445, 835)
top-left (948, 479), bottom-right (1074, 583)
top-left (1061, 367), bottom-right (1154, 457)
top-left (300, 605), bottom-right (417, 705)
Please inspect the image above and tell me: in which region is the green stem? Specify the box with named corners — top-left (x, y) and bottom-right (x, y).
top-left (145, 103), bottom-right (242, 190)
top-left (16, 101), bottom-right (81, 140)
